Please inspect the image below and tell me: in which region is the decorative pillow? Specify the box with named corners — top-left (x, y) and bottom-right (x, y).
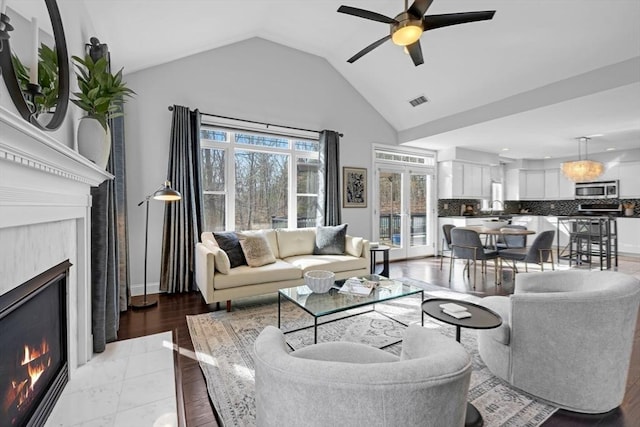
top-left (203, 240), bottom-right (231, 274)
top-left (345, 236), bottom-right (364, 257)
top-left (314, 224), bottom-right (348, 255)
top-left (237, 232), bottom-right (276, 267)
top-left (212, 231), bottom-right (247, 268)
top-left (276, 228), bottom-right (317, 258)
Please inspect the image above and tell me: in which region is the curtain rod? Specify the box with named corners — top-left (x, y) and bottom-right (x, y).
top-left (167, 106), bottom-right (343, 137)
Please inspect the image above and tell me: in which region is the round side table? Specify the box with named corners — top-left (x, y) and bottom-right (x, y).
top-left (422, 298), bottom-right (502, 427)
top-left (369, 245), bottom-right (390, 277)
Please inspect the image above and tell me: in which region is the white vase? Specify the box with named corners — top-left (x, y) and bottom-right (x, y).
top-left (77, 117), bottom-right (111, 169)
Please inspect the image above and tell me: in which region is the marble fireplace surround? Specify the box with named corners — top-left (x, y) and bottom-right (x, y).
top-left (0, 105), bottom-right (112, 373)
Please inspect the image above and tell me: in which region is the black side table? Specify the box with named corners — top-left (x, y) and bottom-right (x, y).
top-left (369, 245), bottom-right (390, 277)
top-left (422, 298), bottom-right (502, 427)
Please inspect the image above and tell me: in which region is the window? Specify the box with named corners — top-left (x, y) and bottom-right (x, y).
top-left (200, 125), bottom-right (319, 231)
top-left (481, 182), bottom-right (504, 212)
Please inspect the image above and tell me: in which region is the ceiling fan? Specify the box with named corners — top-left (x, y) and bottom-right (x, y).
top-left (337, 0), bottom-right (496, 66)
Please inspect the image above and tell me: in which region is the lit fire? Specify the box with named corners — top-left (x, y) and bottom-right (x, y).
top-left (2, 338), bottom-right (52, 416)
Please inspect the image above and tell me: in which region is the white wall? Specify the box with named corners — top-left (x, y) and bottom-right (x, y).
top-left (123, 37), bottom-right (398, 289)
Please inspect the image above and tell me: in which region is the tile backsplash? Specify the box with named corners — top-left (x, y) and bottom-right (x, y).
top-left (438, 199), bottom-right (640, 217)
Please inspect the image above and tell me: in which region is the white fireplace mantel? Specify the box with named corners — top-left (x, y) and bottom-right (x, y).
top-left (0, 105), bottom-right (112, 371)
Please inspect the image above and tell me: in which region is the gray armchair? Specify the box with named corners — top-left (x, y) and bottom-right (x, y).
top-left (254, 325), bottom-right (472, 427)
top-left (477, 270), bottom-right (640, 413)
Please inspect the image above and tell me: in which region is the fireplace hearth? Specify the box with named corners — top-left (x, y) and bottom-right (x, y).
top-left (0, 261), bottom-right (71, 427)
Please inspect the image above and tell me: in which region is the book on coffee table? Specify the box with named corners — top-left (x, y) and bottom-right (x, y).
top-left (339, 278), bottom-right (373, 296)
top-left (443, 309), bottom-right (472, 319)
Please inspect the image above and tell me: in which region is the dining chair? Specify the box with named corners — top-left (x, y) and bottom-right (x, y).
top-left (449, 228), bottom-right (500, 288)
top-left (499, 230), bottom-right (555, 273)
top-left (440, 224), bottom-right (455, 270)
top-left (495, 225), bottom-right (528, 249)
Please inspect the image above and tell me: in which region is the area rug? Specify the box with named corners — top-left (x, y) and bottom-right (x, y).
top-left (187, 278), bottom-right (557, 427)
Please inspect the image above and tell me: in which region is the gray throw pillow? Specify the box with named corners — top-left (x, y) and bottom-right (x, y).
top-left (213, 232), bottom-right (247, 268)
top-left (314, 224), bottom-right (347, 255)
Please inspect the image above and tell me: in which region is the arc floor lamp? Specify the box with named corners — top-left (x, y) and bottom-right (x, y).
top-left (131, 180), bottom-right (181, 309)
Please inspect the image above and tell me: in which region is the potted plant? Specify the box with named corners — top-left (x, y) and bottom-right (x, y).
top-left (71, 54), bottom-right (135, 168)
top-left (11, 44), bottom-right (59, 116)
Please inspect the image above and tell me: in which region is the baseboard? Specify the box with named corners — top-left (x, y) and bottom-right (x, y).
top-left (130, 281), bottom-right (160, 296)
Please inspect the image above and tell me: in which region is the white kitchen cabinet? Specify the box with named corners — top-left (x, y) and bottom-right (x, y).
top-left (505, 169), bottom-right (520, 200)
top-left (616, 217), bottom-right (640, 254)
top-left (558, 172), bottom-right (575, 199)
top-left (507, 168), bottom-right (574, 200)
top-left (618, 161), bottom-right (640, 198)
top-left (544, 169), bottom-right (559, 199)
top-left (545, 169), bottom-right (575, 200)
top-left (523, 170), bottom-right (545, 199)
top-left (438, 161), bottom-right (491, 199)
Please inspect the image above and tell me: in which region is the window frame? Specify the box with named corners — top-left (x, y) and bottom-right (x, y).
top-left (200, 124), bottom-right (320, 231)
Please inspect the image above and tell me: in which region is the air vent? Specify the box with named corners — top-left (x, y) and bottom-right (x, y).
top-left (408, 95), bottom-right (428, 107)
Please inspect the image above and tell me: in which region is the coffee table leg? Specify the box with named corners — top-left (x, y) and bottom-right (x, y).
top-left (314, 317), bottom-right (318, 344)
top-left (456, 325), bottom-right (461, 342)
top-left (465, 402), bottom-right (483, 427)
top-left (278, 293), bottom-right (281, 328)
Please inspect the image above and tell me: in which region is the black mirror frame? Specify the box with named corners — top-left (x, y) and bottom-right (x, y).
top-left (0, 0), bottom-right (70, 131)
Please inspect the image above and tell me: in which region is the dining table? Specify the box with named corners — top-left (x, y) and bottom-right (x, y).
top-left (460, 225), bottom-right (536, 249)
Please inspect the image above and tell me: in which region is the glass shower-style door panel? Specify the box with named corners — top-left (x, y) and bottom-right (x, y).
top-left (378, 171), bottom-right (403, 248)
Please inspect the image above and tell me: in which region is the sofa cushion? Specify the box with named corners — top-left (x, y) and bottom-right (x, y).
top-left (276, 228), bottom-right (316, 258)
top-left (314, 224), bottom-right (347, 255)
top-left (345, 235), bottom-right (364, 257)
top-left (214, 260), bottom-right (302, 289)
top-left (213, 232), bottom-right (247, 268)
top-left (203, 240), bottom-right (231, 274)
top-left (238, 231), bottom-right (276, 267)
top-left (283, 254), bottom-right (368, 274)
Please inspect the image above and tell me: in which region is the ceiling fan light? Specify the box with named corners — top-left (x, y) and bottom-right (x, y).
top-left (392, 23), bottom-right (423, 46)
top-left (561, 160), bottom-right (604, 183)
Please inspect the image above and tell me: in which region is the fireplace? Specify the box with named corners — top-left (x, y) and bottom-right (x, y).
top-left (0, 261), bottom-right (71, 427)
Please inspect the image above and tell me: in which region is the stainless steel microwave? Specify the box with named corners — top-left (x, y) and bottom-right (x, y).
top-left (575, 180), bottom-right (619, 199)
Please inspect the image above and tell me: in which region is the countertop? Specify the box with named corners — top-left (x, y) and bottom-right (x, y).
top-left (439, 214), bottom-right (640, 219)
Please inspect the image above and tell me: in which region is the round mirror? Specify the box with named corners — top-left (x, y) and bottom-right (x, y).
top-left (0, 0), bottom-right (69, 131)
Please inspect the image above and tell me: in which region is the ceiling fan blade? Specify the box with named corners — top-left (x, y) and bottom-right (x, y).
top-left (347, 35), bottom-right (392, 63)
top-left (337, 6), bottom-right (397, 24)
top-left (408, 0), bottom-right (434, 18)
top-left (422, 11), bottom-right (496, 31)
top-left (406, 40), bottom-right (424, 66)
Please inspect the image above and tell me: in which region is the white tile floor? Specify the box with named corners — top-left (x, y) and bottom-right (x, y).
top-left (46, 331), bottom-right (178, 427)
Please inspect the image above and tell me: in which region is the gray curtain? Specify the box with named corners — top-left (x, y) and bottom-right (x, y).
top-left (160, 106), bottom-right (204, 293)
top-left (317, 130), bottom-right (341, 226)
top-left (90, 44), bottom-right (130, 353)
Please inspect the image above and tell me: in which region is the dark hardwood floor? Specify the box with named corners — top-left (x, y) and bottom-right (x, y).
top-left (117, 254), bottom-right (640, 427)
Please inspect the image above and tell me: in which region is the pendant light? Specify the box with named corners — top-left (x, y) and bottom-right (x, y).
top-left (561, 137), bottom-right (604, 183)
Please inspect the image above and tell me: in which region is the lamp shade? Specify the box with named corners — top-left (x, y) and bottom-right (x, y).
top-left (561, 160), bottom-right (604, 183)
top-left (153, 180), bottom-right (181, 201)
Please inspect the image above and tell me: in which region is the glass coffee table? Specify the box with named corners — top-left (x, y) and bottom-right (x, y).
top-left (278, 274), bottom-right (424, 345)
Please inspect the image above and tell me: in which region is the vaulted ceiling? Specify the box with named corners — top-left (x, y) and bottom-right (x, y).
top-left (80, 0), bottom-right (640, 159)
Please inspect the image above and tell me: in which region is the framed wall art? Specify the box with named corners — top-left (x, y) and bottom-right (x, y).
top-left (343, 167), bottom-right (367, 208)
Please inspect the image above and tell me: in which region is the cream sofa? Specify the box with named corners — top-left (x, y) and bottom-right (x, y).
top-left (195, 228), bottom-right (370, 311)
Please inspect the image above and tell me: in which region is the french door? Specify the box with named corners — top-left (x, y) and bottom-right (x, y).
top-left (375, 165), bottom-right (435, 261)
